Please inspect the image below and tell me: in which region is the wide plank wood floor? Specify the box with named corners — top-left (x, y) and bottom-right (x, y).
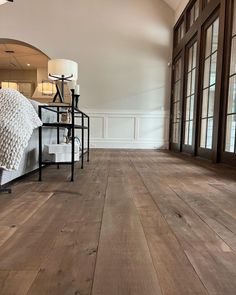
top-left (0, 149), bottom-right (236, 295)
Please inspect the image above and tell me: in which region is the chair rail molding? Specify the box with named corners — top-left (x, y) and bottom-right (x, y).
top-left (82, 109), bottom-right (170, 149)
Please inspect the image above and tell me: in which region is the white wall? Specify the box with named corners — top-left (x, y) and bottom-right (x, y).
top-left (175, 0), bottom-right (189, 22)
top-left (0, 0), bottom-right (174, 149)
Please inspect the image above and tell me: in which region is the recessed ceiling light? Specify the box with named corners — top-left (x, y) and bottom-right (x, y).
top-left (27, 63), bottom-right (31, 67)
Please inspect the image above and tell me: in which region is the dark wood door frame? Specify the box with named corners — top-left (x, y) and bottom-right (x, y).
top-left (182, 34), bottom-right (198, 155)
top-left (170, 0), bottom-right (231, 164)
top-left (196, 9), bottom-right (221, 161)
top-left (169, 53), bottom-right (184, 152)
top-left (220, 0), bottom-right (236, 166)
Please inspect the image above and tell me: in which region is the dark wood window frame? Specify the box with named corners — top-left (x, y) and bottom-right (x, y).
top-left (217, 0), bottom-right (236, 166)
top-left (169, 0), bottom-right (230, 164)
top-left (182, 35), bottom-right (199, 154)
top-left (170, 53), bottom-right (184, 152)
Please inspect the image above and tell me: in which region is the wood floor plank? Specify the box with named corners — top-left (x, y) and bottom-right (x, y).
top-left (0, 192), bottom-right (53, 226)
top-left (0, 226), bottom-right (17, 247)
top-left (26, 150), bottom-right (109, 295)
top-left (92, 172), bottom-right (163, 295)
top-left (169, 182), bottom-right (236, 253)
top-left (27, 222), bottom-right (101, 295)
top-left (132, 152), bottom-right (236, 295)
top-left (0, 270), bottom-right (37, 295)
top-left (121, 160), bottom-right (208, 295)
top-left (0, 192), bottom-right (53, 249)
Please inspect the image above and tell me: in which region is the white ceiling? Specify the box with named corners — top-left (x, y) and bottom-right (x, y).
top-left (0, 43), bottom-right (48, 70)
top-left (163, 0), bottom-right (184, 11)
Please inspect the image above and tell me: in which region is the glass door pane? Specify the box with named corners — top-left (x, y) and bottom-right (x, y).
top-left (199, 18), bottom-right (219, 150)
top-left (171, 57), bottom-right (182, 147)
top-left (189, 0), bottom-right (199, 29)
top-left (183, 41), bottom-right (197, 148)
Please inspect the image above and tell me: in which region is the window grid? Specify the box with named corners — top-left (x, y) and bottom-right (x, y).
top-left (175, 21), bottom-right (185, 46)
top-left (200, 18), bottom-right (219, 149)
top-left (189, 1), bottom-right (199, 28)
top-left (184, 42), bottom-right (197, 146)
top-left (172, 58), bottom-right (182, 144)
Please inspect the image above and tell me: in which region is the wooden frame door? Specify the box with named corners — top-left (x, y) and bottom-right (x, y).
top-left (197, 11), bottom-right (220, 159)
top-left (220, 0), bottom-right (236, 165)
top-left (182, 36), bottom-right (199, 154)
top-left (170, 54), bottom-right (184, 152)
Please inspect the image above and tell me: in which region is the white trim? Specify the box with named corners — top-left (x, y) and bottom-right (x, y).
top-left (91, 140), bottom-right (169, 149)
top-left (84, 109), bottom-right (170, 149)
top-left (83, 108), bottom-right (170, 117)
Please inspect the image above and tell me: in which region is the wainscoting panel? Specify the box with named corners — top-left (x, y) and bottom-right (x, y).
top-left (90, 116), bottom-right (104, 139)
top-left (83, 109), bottom-right (169, 149)
top-left (107, 117), bottom-right (135, 139)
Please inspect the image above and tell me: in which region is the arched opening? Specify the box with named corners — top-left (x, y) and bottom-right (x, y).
top-left (0, 38), bottom-right (55, 102)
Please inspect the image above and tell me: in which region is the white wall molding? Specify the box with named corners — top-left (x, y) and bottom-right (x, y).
top-left (82, 109), bottom-right (170, 149)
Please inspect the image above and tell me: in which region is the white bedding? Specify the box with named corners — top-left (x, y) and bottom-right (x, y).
top-left (0, 89), bottom-right (42, 171)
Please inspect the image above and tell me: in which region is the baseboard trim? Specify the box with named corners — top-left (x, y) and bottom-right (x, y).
top-left (90, 140), bottom-right (169, 149)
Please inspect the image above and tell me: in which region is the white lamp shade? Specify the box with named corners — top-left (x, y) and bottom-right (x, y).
top-left (48, 59), bottom-right (78, 81)
top-left (0, 0), bottom-right (8, 5)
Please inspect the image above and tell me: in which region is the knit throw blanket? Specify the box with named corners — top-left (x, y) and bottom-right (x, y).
top-left (0, 89), bottom-right (42, 171)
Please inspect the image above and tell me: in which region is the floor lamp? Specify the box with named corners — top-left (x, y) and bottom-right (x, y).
top-left (48, 59), bottom-right (78, 103)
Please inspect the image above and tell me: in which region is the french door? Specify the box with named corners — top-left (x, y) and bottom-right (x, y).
top-left (170, 55), bottom-right (183, 151)
top-left (182, 38), bottom-right (198, 154)
top-left (221, 0), bottom-right (236, 164)
top-left (197, 14), bottom-right (220, 159)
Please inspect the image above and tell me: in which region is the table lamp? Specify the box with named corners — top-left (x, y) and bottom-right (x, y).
top-left (48, 59), bottom-right (78, 103)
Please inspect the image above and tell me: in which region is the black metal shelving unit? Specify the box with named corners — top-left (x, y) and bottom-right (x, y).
top-left (38, 96), bottom-right (90, 182)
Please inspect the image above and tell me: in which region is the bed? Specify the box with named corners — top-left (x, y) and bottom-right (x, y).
top-left (0, 91), bottom-right (60, 187)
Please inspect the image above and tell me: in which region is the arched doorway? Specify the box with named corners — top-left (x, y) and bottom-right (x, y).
top-left (0, 38), bottom-right (55, 102)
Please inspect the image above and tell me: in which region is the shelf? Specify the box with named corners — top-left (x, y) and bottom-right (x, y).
top-left (42, 122), bottom-right (88, 129)
top-left (42, 161), bottom-right (79, 165)
top-left (39, 101), bottom-right (90, 182)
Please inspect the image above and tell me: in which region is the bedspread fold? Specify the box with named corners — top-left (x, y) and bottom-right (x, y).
top-left (0, 89), bottom-right (42, 171)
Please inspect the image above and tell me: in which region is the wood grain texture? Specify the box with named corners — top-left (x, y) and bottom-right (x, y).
top-left (0, 270), bottom-right (37, 295)
top-left (92, 175), bottom-right (163, 295)
top-left (0, 150), bottom-right (236, 294)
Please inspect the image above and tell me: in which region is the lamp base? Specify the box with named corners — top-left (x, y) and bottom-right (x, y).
top-left (53, 84), bottom-right (64, 103)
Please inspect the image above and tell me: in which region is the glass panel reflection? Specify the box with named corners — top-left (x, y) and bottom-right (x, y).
top-left (200, 18), bottom-right (219, 149)
top-left (227, 75), bottom-right (236, 114)
top-left (184, 41), bottom-right (197, 147)
top-left (206, 118), bottom-right (213, 149)
top-left (230, 37), bottom-right (236, 76)
top-left (204, 57), bottom-right (210, 88)
top-left (200, 119), bottom-right (207, 148)
top-left (208, 86), bottom-right (215, 117)
top-left (205, 28), bottom-right (212, 58)
top-left (202, 89), bottom-right (208, 118)
top-left (225, 115), bottom-right (236, 152)
top-left (172, 58), bottom-right (182, 144)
